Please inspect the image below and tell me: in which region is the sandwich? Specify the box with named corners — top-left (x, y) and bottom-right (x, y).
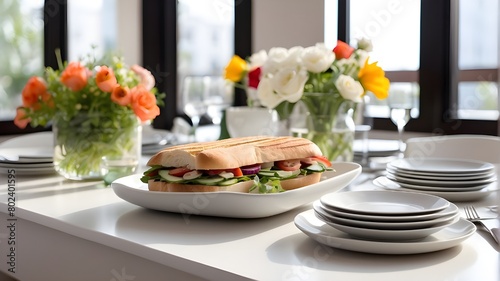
top-left (140, 136), bottom-right (332, 193)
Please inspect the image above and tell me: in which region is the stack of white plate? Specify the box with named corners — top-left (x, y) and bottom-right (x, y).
top-left (374, 158), bottom-right (498, 201)
top-left (313, 190), bottom-right (460, 241)
top-left (0, 132), bottom-right (55, 176)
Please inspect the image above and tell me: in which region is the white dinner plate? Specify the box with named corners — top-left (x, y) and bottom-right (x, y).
top-left (0, 131), bottom-right (53, 149)
top-left (315, 211), bottom-right (458, 240)
top-left (313, 201), bottom-right (459, 230)
top-left (0, 166), bottom-right (56, 176)
top-left (374, 176), bottom-right (499, 202)
top-left (320, 190), bottom-right (449, 216)
top-left (294, 209), bottom-right (476, 255)
top-left (384, 175), bottom-right (492, 192)
top-left (0, 147), bottom-right (53, 163)
top-left (386, 166), bottom-right (496, 180)
top-left (319, 200), bottom-right (459, 222)
top-left (385, 172), bottom-right (497, 187)
top-left (388, 158), bottom-right (495, 174)
top-left (112, 162), bottom-right (362, 218)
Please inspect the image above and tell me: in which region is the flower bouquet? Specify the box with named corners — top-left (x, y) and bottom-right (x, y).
top-left (15, 50), bottom-right (164, 180)
top-left (224, 39), bottom-right (390, 161)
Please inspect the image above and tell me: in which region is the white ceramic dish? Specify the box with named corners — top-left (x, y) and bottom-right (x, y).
top-left (0, 166), bottom-right (56, 176)
top-left (0, 131), bottom-right (53, 149)
top-left (388, 158), bottom-right (495, 174)
top-left (0, 147), bottom-right (53, 163)
top-left (384, 175), bottom-right (492, 192)
top-left (112, 162), bottom-right (361, 218)
top-left (316, 211), bottom-right (458, 241)
top-left (374, 176), bottom-right (499, 202)
top-left (385, 172), bottom-right (497, 187)
top-left (319, 200), bottom-right (459, 222)
top-left (386, 166), bottom-right (495, 180)
top-left (295, 209), bottom-right (476, 255)
top-left (313, 201), bottom-right (459, 230)
top-left (319, 190), bottom-right (449, 216)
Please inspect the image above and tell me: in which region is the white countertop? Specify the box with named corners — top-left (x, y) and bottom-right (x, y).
top-left (1, 162), bottom-right (499, 280)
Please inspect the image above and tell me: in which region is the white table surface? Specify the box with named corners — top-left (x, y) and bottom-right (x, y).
top-left (0, 161), bottom-right (499, 281)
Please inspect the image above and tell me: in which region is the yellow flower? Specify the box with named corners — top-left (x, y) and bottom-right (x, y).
top-left (224, 55), bottom-right (247, 82)
top-left (358, 59), bottom-right (390, 99)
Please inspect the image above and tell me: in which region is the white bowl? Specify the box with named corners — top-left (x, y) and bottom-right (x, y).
top-left (225, 106), bottom-right (279, 137)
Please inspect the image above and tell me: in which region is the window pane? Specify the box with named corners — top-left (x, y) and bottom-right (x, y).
top-left (349, 0), bottom-right (420, 71)
top-left (68, 0), bottom-right (117, 60)
top-left (177, 0), bottom-right (234, 111)
top-left (0, 0), bottom-right (44, 120)
top-left (457, 0), bottom-right (499, 119)
top-left (349, 0), bottom-right (421, 119)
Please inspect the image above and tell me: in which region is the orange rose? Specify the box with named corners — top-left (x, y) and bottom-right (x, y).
top-left (95, 65), bottom-right (118, 92)
top-left (130, 85), bottom-right (160, 122)
top-left (111, 85), bottom-right (132, 106)
top-left (333, 40), bottom-right (355, 60)
top-left (21, 76), bottom-right (48, 108)
top-left (131, 65), bottom-right (155, 91)
top-left (14, 107), bottom-right (30, 129)
top-left (60, 61), bottom-right (89, 91)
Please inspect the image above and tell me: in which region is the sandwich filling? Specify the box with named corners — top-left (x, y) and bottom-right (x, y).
top-left (141, 155), bottom-right (332, 193)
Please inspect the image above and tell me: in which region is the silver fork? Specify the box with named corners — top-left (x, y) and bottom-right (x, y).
top-left (464, 205), bottom-right (499, 244)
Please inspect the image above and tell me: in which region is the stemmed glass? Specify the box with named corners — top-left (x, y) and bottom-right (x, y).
top-left (388, 86), bottom-right (415, 156)
top-left (204, 76), bottom-right (233, 125)
top-left (182, 76), bottom-right (209, 142)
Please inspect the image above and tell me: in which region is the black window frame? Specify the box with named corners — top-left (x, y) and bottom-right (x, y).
top-left (1, 0), bottom-right (498, 136)
top-left (341, 0), bottom-right (499, 135)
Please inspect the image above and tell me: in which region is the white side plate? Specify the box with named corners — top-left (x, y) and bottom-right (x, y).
top-left (294, 209), bottom-right (476, 255)
top-left (320, 190), bottom-right (450, 215)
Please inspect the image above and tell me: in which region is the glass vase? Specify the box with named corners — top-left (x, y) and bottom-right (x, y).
top-left (294, 93), bottom-right (355, 162)
top-left (53, 112), bottom-right (141, 180)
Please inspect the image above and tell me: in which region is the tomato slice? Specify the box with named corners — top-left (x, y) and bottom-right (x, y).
top-left (276, 159), bottom-right (301, 171)
top-left (168, 167), bottom-right (192, 177)
top-left (312, 155), bottom-right (332, 167)
top-left (231, 167), bottom-right (243, 177)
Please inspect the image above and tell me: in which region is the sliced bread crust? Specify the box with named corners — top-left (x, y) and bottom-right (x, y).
top-left (147, 136), bottom-right (323, 170)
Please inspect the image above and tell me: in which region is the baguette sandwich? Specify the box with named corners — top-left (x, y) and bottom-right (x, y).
top-left (140, 136), bottom-right (332, 193)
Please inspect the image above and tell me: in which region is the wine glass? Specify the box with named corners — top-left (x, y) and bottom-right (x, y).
top-left (204, 76), bottom-right (233, 125)
top-left (182, 76), bottom-right (209, 142)
top-left (388, 86), bottom-right (415, 156)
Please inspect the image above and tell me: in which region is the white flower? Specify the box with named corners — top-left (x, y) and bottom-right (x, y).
top-left (262, 47), bottom-right (289, 75)
top-left (335, 74), bottom-right (364, 102)
top-left (269, 66), bottom-right (308, 102)
top-left (257, 78), bottom-right (284, 109)
top-left (257, 66), bottom-right (308, 109)
top-left (357, 38), bottom-right (373, 52)
top-left (301, 43), bottom-right (335, 73)
top-left (248, 50), bottom-right (267, 70)
top-left (262, 46), bottom-right (303, 75)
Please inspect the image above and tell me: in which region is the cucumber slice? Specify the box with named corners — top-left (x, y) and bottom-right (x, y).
top-left (218, 178), bottom-right (238, 186)
top-left (305, 163), bottom-right (325, 172)
top-left (194, 177), bottom-right (225, 185)
top-left (158, 170), bottom-right (184, 182)
top-left (258, 171), bottom-right (276, 177)
top-left (276, 170), bottom-right (294, 178)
